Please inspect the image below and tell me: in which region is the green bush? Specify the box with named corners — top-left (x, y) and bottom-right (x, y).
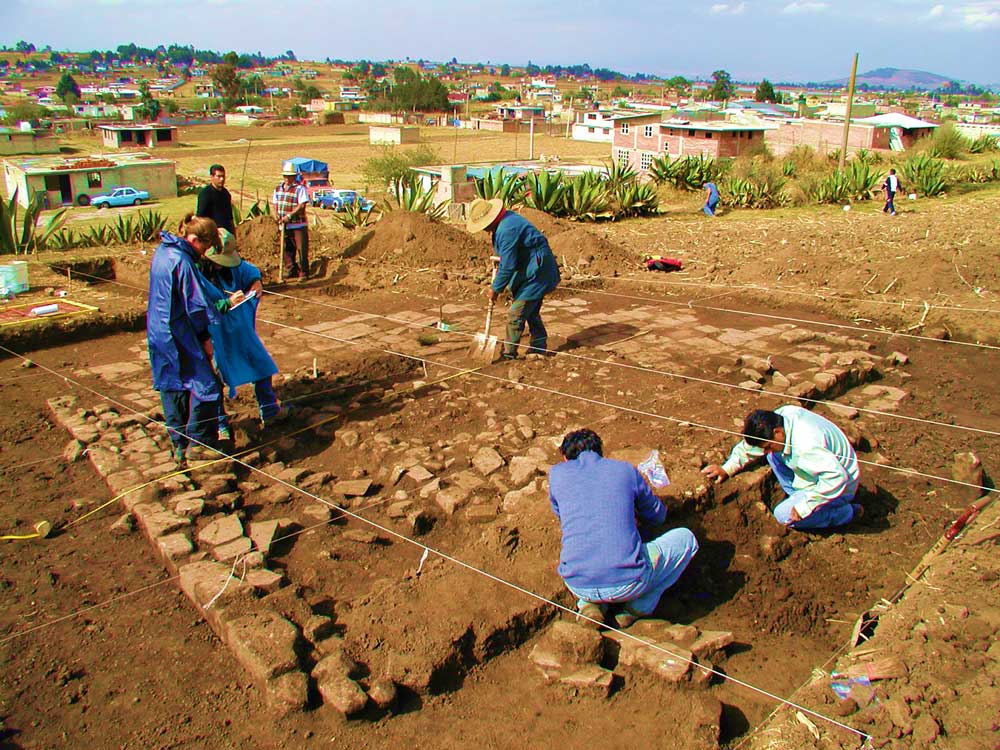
top-left (648, 154), bottom-right (722, 190)
top-left (361, 145), bottom-right (442, 191)
top-left (845, 160), bottom-right (881, 200)
top-left (561, 171), bottom-right (612, 221)
top-left (968, 134), bottom-right (1000, 154)
top-left (806, 171), bottom-right (852, 204)
top-left (722, 173), bottom-right (786, 209)
top-left (524, 171), bottom-right (566, 214)
top-left (924, 122), bottom-right (968, 159)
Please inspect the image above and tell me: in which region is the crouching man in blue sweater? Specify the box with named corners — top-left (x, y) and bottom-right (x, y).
top-left (549, 429), bottom-right (699, 629)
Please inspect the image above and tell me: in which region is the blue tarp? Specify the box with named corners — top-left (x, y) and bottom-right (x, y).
top-left (283, 157), bottom-right (328, 175)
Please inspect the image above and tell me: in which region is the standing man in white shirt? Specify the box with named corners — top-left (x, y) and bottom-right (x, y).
top-left (272, 166), bottom-right (311, 279)
top-left (701, 405), bottom-right (863, 530)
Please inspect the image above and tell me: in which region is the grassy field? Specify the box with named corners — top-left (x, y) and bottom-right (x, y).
top-left (41, 121), bottom-right (611, 231)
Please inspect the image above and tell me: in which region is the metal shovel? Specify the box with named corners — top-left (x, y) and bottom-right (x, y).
top-left (469, 257), bottom-right (501, 361)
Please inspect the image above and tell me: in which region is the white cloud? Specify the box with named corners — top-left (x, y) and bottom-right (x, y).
top-left (710, 2), bottom-right (747, 13)
top-left (959, 1), bottom-right (1000, 28)
top-left (782, 1), bottom-right (829, 13)
top-left (927, 3), bottom-right (945, 17)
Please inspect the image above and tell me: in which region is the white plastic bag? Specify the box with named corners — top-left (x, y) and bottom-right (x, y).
top-left (638, 449), bottom-right (670, 488)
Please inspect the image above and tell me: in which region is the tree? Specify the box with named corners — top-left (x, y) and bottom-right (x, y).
top-left (500, 64), bottom-right (511, 78)
top-left (136, 80), bottom-right (162, 121)
top-left (754, 78), bottom-right (776, 103)
top-left (3, 102), bottom-right (49, 126)
top-left (708, 70), bottom-right (736, 101)
top-left (212, 53), bottom-right (243, 109)
top-left (665, 76), bottom-right (691, 94)
top-left (611, 84), bottom-right (630, 98)
top-left (56, 71), bottom-right (81, 102)
top-left (289, 104), bottom-right (306, 118)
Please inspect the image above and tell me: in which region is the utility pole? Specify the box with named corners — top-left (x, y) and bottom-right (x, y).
top-left (839, 53), bottom-right (859, 171)
top-left (529, 117), bottom-right (535, 160)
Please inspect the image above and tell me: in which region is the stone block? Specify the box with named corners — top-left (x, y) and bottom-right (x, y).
top-left (418, 478), bottom-right (440, 499)
top-left (157, 532), bottom-right (193, 562)
top-left (198, 474), bottom-right (235, 499)
top-left (465, 503), bottom-right (498, 523)
top-left (407, 510), bottom-right (434, 536)
top-left (387, 500), bottom-right (413, 518)
top-left (105, 468), bottom-right (142, 495)
top-left (300, 471), bottom-right (332, 490)
top-left (178, 559), bottom-right (249, 610)
top-left (634, 643), bottom-right (693, 683)
top-left (224, 611), bottom-right (300, 683)
top-left (246, 568), bottom-right (284, 594)
top-left (317, 672), bottom-right (368, 716)
top-left (559, 665), bottom-right (613, 697)
top-left (333, 479), bottom-right (372, 497)
top-left (951, 452), bottom-right (985, 502)
top-left (302, 614), bottom-right (335, 642)
top-left (133, 502), bottom-right (191, 540)
top-left (277, 466), bottom-right (311, 484)
top-left (337, 429), bottom-right (360, 447)
top-left (435, 486), bottom-right (471, 515)
top-left (265, 671), bottom-right (308, 715)
top-left (535, 621), bottom-right (604, 669)
top-left (367, 677), bottom-right (397, 710)
top-left (472, 447), bottom-right (504, 476)
top-left (250, 520), bottom-right (280, 556)
top-left (300, 503), bottom-right (333, 525)
top-left (63, 440), bottom-right (86, 463)
top-left (212, 536), bottom-right (253, 563)
top-left (174, 496), bottom-right (205, 518)
top-left (508, 456), bottom-right (542, 488)
top-left (626, 619), bottom-right (698, 646)
top-left (197, 515), bottom-right (244, 547)
top-left (406, 464), bottom-right (434, 483)
top-left (450, 470), bottom-right (486, 492)
top-left (690, 630), bottom-right (734, 661)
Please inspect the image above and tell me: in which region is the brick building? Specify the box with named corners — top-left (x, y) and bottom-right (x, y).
top-left (763, 114), bottom-right (936, 156)
top-left (611, 113), bottom-right (770, 172)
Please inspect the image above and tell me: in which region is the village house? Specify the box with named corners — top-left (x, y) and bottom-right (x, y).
top-left (611, 112), bottom-right (770, 171)
top-left (763, 113), bottom-right (937, 155)
top-left (0, 126), bottom-right (60, 156)
top-left (3, 151), bottom-right (177, 208)
top-left (98, 123), bottom-right (179, 149)
top-left (571, 109), bottom-right (624, 143)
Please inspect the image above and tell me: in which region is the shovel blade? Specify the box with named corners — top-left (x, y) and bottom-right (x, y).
top-left (468, 332), bottom-right (499, 361)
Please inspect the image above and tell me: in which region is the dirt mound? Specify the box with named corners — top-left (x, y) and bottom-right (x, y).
top-left (548, 226), bottom-right (643, 275)
top-left (360, 211), bottom-right (491, 271)
top-left (235, 215), bottom-right (280, 272)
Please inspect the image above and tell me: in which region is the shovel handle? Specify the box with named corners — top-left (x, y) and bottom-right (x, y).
top-left (278, 223), bottom-right (285, 284)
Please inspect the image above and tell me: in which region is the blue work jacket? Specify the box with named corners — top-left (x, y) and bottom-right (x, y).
top-left (198, 261), bottom-right (278, 396)
top-left (490, 212), bottom-right (561, 301)
top-left (146, 232), bottom-right (220, 401)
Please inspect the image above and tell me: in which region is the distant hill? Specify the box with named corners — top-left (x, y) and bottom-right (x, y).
top-left (820, 67), bottom-right (956, 91)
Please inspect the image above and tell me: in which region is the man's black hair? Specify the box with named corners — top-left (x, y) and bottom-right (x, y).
top-left (209, 164), bottom-right (225, 175)
top-left (743, 409), bottom-right (785, 448)
top-left (743, 409), bottom-right (785, 447)
top-left (559, 429), bottom-right (603, 460)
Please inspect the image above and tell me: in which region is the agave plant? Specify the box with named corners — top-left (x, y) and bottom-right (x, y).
top-left (331, 199), bottom-right (380, 230)
top-left (383, 172), bottom-right (448, 219)
top-left (561, 172), bottom-right (611, 221)
top-left (475, 168), bottom-right (526, 206)
top-left (899, 153), bottom-right (947, 197)
top-left (647, 154), bottom-right (720, 191)
top-left (845, 160), bottom-right (881, 200)
top-left (47, 228), bottom-right (83, 251)
top-left (523, 170), bottom-right (565, 215)
top-left (612, 180), bottom-right (660, 218)
top-left (137, 211), bottom-right (168, 242)
top-left (84, 224), bottom-right (113, 246)
top-left (968, 134), bottom-right (1000, 154)
top-left (0, 190), bottom-right (69, 254)
top-left (723, 174), bottom-right (786, 209)
top-left (808, 171), bottom-right (852, 204)
top-left (233, 198), bottom-right (272, 226)
top-left (604, 160), bottom-right (638, 193)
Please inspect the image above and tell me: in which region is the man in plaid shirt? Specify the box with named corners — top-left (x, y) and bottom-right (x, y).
top-left (272, 166), bottom-right (311, 278)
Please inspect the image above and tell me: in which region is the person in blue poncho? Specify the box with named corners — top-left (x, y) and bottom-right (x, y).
top-left (703, 181), bottom-right (720, 216)
top-left (147, 215), bottom-right (233, 465)
top-left (466, 198), bottom-right (560, 360)
top-left (198, 229), bottom-right (285, 437)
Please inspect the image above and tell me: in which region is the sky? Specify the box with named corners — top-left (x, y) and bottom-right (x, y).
top-left (1, 0), bottom-right (998, 86)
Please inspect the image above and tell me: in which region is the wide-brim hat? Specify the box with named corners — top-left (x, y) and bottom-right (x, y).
top-left (205, 229), bottom-right (241, 267)
top-left (281, 166), bottom-right (298, 176)
top-left (466, 198), bottom-right (504, 233)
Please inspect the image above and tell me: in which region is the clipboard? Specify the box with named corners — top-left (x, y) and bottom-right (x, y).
top-left (229, 289), bottom-right (257, 311)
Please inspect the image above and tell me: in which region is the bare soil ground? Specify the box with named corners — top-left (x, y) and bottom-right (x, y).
top-left (1, 191), bottom-right (997, 749)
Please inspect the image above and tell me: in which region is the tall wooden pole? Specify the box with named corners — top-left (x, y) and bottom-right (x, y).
top-left (839, 53), bottom-right (859, 170)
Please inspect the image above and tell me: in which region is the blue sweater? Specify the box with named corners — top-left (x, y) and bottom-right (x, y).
top-left (549, 451), bottom-right (666, 590)
top-left (490, 212), bottom-right (560, 301)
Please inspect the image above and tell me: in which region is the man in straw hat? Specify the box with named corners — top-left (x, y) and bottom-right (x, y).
top-left (198, 229), bottom-right (285, 434)
top-left (272, 164), bottom-right (311, 279)
top-left (466, 198), bottom-right (560, 360)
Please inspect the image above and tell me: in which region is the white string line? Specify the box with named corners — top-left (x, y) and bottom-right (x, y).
top-left (21, 266), bottom-right (999, 494)
top-left (0, 511), bottom-right (357, 646)
top-left (558, 284), bottom-right (1000, 352)
top-left (258, 318), bottom-right (1000, 499)
top-left (50, 264), bottom-right (1000, 439)
top-left (0, 344), bottom-right (870, 741)
top-left (589, 272), bottom-right (1000, 315)
top-left (263, 288), bottom-right (1000, 439)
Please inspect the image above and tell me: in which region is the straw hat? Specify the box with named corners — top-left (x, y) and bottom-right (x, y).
top-left (281, 165), bottom-right (298, 176)
top-left (466, 198), bottom-right (504, 233)
top-left (205, 228), bottom-right (241, 267)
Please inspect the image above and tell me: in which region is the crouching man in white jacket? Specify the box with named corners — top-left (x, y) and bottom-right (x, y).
top-left (702, 405), bottom-right (863, 530)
